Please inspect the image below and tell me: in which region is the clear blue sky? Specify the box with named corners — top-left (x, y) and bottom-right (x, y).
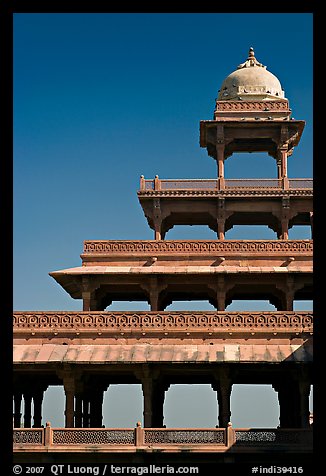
top-left (13, 13), bottom-right (313, 428)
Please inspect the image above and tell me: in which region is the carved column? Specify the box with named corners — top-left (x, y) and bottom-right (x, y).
top-left (150, 290), bottom-right (160, 311)
top-left (273, 380), bottom-right (306, 428)
top-left (74, 374), bottom-right (87, 427)
top-left (89, 386), bottom-right (107, 428)
top-left (216, 144), bottom-right (225, 178)
top-left (152, 382), bottom-right (170, 428)
top-left (283, 276), bottom-right (295, 311)
top-left (13, 391), bottom-right (22, 428)
top-left (279, 126), bottom-right (290, 189)
top-left (137, 366), bottom-right (165, 428)
top-left (75, 393), bottom-right (83, 428)
top-left (280, 197), bottom-right (290, 240)
top-left (143, 277), bottom-right (166, 311)
top-left (216, 276), bottom-right (226, 311)
top-left (216, 125), bottom-right (225, 189)
top-left (153, 198), bottom-right (162, 241)
top-left (273, 383), bottom-right (291, 427)
top-left (278, 146), bottom-right (288, 179)
top-left (309, 211), bottom-right (313, 239)
top-left (217, 198), bottom-right (225, 240)
top-left (33, 388), bottom-right (45, 428)
top-left (298, 380), bottom-right (311, 428)
top-left (141, 376), bottom-right (154, 427)
top-left (82, 276), bottom-right (100, 311)
top-left (82, 393), bottom-right (91, 428)
top-left (277, 156), bottom-right (282, 179)
top-left (212, 369), bottom-right (232, 427)
top-left (23, 391), bottom-right (32, 428)
top-left (58, 371), bottom-right (76, 428)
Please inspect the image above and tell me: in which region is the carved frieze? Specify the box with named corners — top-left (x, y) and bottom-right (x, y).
top-left (83, 240), bottom-right (312, 255)
top-left (215, 100), bottom-right (289, 112)
top-left (13, 311), bottom-right (313, 334)
top-left (138, 188), bottom-right (312, 198)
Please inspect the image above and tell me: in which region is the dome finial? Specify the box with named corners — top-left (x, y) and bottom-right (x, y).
top-left (248, 47), bottom-right (255, 58)
top-left (237, 47), bottom-right (265, 69)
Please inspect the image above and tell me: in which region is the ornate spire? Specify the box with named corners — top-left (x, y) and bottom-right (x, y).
top-left (237, 47), bottom-right (266, 69)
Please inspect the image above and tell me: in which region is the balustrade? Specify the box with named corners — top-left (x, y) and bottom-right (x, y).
top-left (13, 422), bottom-right (312, 452)
top-left (140, 177), bottom-right (313, 192)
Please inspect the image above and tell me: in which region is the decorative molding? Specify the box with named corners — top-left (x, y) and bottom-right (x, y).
top-left (13, 311), bottom-right (313, 335)
top-left (138, 189), bottom-right (313, 198)
top-left (215, 100), bottom-right (289, 112)
top-left (83, 240), bottom-right (313, 255)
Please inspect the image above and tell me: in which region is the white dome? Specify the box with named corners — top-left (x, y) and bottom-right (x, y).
top-left (217, 48), bottom-right (285, 101)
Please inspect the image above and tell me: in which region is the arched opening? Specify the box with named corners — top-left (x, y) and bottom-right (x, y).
top-left (105, 301), bottom-right (149, 311)
top-left (225, 224), bottom-right (277, 240)
top-left (293, 300), bottom-right (313, 311)
top-left (166, 300), bottom-right (215, 311)
top-left (166, 224), bottom-right (217, 240)
top-left (225, 152), bottom-right (278, 179)
top-left (103, 384), bottom-right (142, 427)
top-left (288, 225), bottom-right (312, 240)
top-left (42, 385), bottom-right (65, 427)
top-left (164, 384), bottom-right (217, 428)
top-left (226, 300), bottom-right (277, 311)
top-left (230, 384), bottom-right (279, 428)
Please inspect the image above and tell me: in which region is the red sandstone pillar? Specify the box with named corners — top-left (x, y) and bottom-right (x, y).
top-left (23, 392), bottom-right (32, 428)
top-left (63, 379), bottom-right (75, 428)
top-left (298, 381), bottom-right (311, 428)
top-left (217, 220), bottom-right (225, 240)
top-left (13, 392), bottom-right (22, 428)
top-left (216, 144), bottom-right (225, 190)
top-left (216, 276), bottom-right (226, 311)
top-left (82, 291), bottom-right (99, 311)
top-left (82, 394), bottom-right (91, 428)
top-left (281, 148), bottom-right (288, 178)
top-left (277, 157), bottom-right (282, 179)
top-left (310, 212), bottom-right (313, 238)
top-left (217, 198), bottom-right (226, 240)
top-left (212, 371), bottom-right (232, 427)
top-left (149, 277), bottom-right (163, 311)
top-left (281, 219), bottom-right (289, 240)
top-left (90, 390), bottom-right (105, 428)
top-left (152, 383), bottom-right (169, 428)
top-left (75, 393), bottom-right (83, 427)
top-left (154, 226), bottom-right (162, 241)
top-left (153, 197), bottom-right (162, 241)
top-left (150, 291), bottom-right (160, 311)
top-left (82, 277), bottom-right (100, 311)
top-left (142, 378), bottom-right (154, 427)
top-left (282, 277), bottom-right (295, 311)
top-left (33, 389), bottom-right (45, 428)
top-left (216, 290), bottom-right (226, 311)
top-left (274, 381), bottom-right (302, 428)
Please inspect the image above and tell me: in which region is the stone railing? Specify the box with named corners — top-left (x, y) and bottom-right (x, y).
top-left (139, 176), bottom-right (313, 193)
top-left (82, 239), bottom-right (313, 255)
top-left (13, 422), bottom-right (312, 452)
top-left (13, 311), bottom-right (313, 336)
